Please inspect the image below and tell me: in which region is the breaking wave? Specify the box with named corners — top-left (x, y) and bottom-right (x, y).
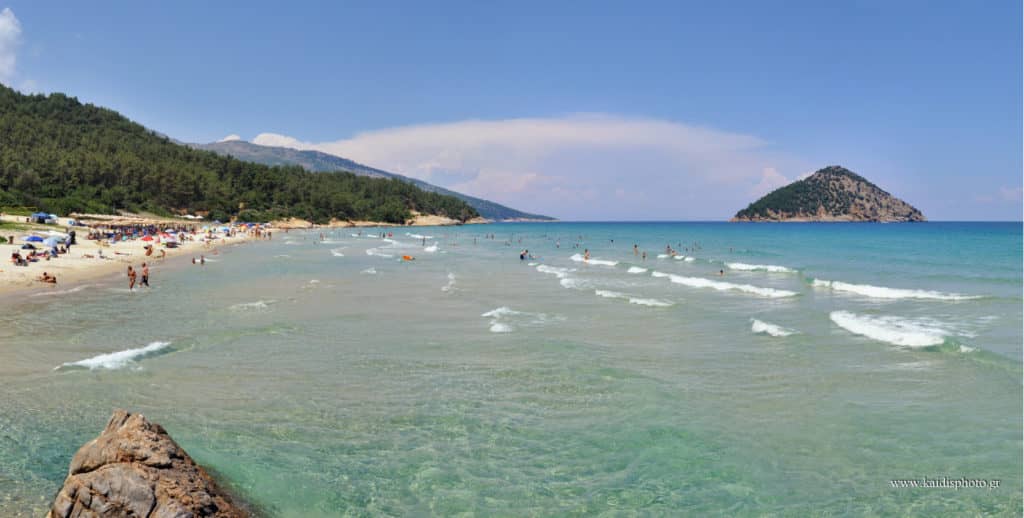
top-left (56, 341), bottom-right (172, 371)
top-left (570, 254), bottom-right (618, 266)
top-left (829, 311), bottom-right (950, 348)
top-left (812, 279), bottom-right (979, 301)
top-left (751, 319), bottom-right (796, 337)
top-left (727, 262), bottom-right (795, 273)
top-left (627, 266), bottom-right (648, 274)
top-left (665, 274), bottom-right (798, 298)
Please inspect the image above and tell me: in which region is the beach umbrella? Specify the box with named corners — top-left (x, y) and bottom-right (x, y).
top-left (43, 237), bottom-right (60, 247)
top-left (24, 235), bottom-right (43, 242)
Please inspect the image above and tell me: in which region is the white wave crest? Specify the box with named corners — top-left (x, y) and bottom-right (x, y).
top-left (665, 274), bottom-right (798, 298)
top-left (489, 322), bottom-right (513, 333)
top-left (31, 284), bottom-right (92, 297)
top-left (330, 248), bottom-right (345, 257)
top-left (560, 277), bottom-right (586, 289)
top-left (727, 262), bottom-right (795, 273)
top-left (481, 306), bottom-right (520, 318)
top-left (627, 266), bottom-right (648, 274)
top-left (829, 311), bottom-right (949, 347)
top-left (57, 341), bottom-right (172, 371)
top-left (569, 253), bottom-right (618, 266)
top-left (812, 279), bottom-right (979, 301)
top-left (751, 319), bottom-right (796, 337)
top-left (628, 297), bottom-right (673, 307)
top-left (657, 254), bottom-right (669, 259)
top-left (423, 244), bottom-right (439, 253)
top-left (595, 289), bottom-right (629, 299)
top-left (361, 267), bottom-right (377, 275)
top-left (229, 299), bottom-right (276, 311)
top-left (536, 264), bottom-right (572, 278)
top-left (651, 271), bottom-right (670, 278)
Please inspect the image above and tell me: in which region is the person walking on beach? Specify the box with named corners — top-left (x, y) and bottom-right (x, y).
top-left (127, 265), bottom-right (137, 291)
top-left (141, 263), bottom-right (150, 287)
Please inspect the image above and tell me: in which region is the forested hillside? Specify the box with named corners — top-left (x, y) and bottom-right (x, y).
top-left (194, 140), bottom-right (555, 221)
top-left (0, 85), bottom-right (478, 223)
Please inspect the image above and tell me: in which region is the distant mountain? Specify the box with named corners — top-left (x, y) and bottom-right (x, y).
top-left (731, 166), bottom-right (925, 222)
top-left (192, 140), bottom-right (555, 221)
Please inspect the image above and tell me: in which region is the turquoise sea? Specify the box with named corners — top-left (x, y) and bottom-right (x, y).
top-left (0, 222), bottom-right (1020, 516)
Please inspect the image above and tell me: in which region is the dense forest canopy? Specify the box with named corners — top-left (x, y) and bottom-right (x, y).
top-left (0, 85), bottom-right (478, 223)
top-left (194, 140), bottom-right (555, 221)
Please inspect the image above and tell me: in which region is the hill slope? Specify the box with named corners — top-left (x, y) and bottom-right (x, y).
top-left (0, 85), bottom-right (478, 224)
top-left (732, 166), bottom-right (925, 222)
top-left (193, 140), bottom-right (555, 221)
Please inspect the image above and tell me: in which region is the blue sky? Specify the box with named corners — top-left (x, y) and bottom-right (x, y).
top-left (1, 1), bottom-right (1020, 220)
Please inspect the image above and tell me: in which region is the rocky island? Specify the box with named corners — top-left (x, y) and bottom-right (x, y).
top-left (731, 165), bottom-right (926, 222)
top-left (47, 410), bottom-right (248, 518)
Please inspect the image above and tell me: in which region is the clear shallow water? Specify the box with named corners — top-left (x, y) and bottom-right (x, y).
top-left (0, 222), bottom-right (1020, 516)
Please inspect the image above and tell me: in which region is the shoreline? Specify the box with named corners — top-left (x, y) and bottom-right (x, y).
top-left (0, 218), bottom-right (262, 298)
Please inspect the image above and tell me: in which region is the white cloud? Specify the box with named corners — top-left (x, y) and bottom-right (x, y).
top-left (218, 134), bottom-right (242, 142)
top-left (253, 114), bottom-right (809, 219)
top-left (750, 167), bottom-right (791, 197)
top-left (0, 8), bottom-right (22, 82)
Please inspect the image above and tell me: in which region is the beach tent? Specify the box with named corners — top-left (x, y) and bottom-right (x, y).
top-left (43, 237), bottom-right (61, 248)
top-left (31, 212), bottom-right (50, 224)
top-left (24, 235), bottom-right (43, 242)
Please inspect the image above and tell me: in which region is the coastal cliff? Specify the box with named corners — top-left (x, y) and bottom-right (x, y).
top-left (731, 166), bottom-right (925, 222)
top-left (47, 410), bottom-right (248, 518)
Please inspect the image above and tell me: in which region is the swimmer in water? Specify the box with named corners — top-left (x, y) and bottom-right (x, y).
top-left (633, 244), bottom-right (638, 255)
top-left (718, 269), bottom-right (724, 276)
top-left (584, 249), bottom-right (590, 261)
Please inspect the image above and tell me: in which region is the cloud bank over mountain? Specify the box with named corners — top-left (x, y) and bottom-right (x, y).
top-left (252, 114), bottom-right (809, 220)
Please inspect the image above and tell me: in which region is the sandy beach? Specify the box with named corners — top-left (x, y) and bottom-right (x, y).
top-left (0, 214), bottom-right (260, 296)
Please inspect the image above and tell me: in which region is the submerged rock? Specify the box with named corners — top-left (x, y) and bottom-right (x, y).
top-left (47, 409), bottom-right (248, 518)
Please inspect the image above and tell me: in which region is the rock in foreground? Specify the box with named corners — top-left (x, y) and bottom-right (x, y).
top-left (47, 409), bottom-right (248, 518)
top-left (732, 165), bottom-right (926, 222)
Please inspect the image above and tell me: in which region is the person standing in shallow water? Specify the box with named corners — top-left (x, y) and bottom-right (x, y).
top-left (141, 263), bottom-right (150, 287)
top-left (127, 265), bottom-right (137, 291)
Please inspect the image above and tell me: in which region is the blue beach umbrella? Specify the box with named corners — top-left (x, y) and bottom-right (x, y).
top-left (43, 237), bottom-right (61, 247)
top-left (24, 235), bottom-right (43, 242)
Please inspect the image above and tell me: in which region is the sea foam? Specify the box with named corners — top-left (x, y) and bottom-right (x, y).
top-left (751, 319), bottom-right (796, 337)
top-left (627, 266), bottom-right (648, 274)
top-left (666, 274), bottom-right (798, 298)
top-left (727, 263), bottom-right (795, 273)
top-left (812, 279), bottom-right (979, 301)
top-left (570, 254), bottom-right (618, 266)
top-left (829, 311), bottom-right (949, 347)
top-left (57, 341), bottom-right (172, 371)
top-left (628, 297), bottom-right (673, 307)
top-left (330, 248), bottom-right (345, 257)
top-left (229, 299), bottom-right (276, 312)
